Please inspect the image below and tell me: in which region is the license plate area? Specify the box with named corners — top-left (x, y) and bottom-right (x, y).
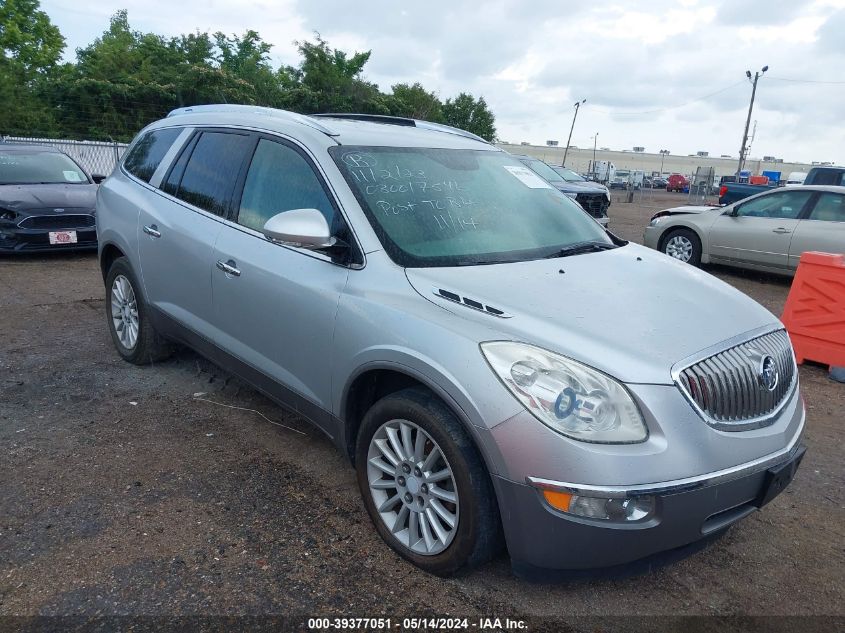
top-left (48, 230), bottom-right (78, 245)
top-left (756, 445), bottom-right (806, 508)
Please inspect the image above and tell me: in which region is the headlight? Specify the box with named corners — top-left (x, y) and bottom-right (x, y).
top-left (562, 191), bottom-right (578, 199)
top-left (648, 217), bottom-right (662, 226)
top-left (481, 342), bottom-right (647, 443)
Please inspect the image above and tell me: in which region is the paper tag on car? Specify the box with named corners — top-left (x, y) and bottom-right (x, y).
top-left (503, 165), bottom-right (553, 189)
top-left (48, 231), bottom-right (77, 245)
top-left (63, 171), bottom-right (83, 182)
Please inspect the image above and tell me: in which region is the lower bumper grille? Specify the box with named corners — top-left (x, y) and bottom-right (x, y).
top-left (575, 193), bottom-right (609, 218)
top-left (675, 329), bottom-right (796, 429)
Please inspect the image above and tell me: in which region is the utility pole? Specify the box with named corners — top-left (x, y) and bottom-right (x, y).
top-left (592, 132), bottom-right (598, 178)
top-left (737, 65), bottom-right (767, 176)
top-left (562, 99), bottom-right (586, 168)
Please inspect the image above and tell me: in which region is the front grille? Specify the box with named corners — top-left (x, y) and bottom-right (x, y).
top-left (18, 214), bottom-right (95, 230)
top-left (676, 329), bottom-right (796, 429)
top-left (575, 193), bottom-right (609, 218)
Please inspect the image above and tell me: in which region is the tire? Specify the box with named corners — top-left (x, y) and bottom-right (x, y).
top-left (661, 228), bottom-right (702, 267)
top-left (355, 387), bottom-right (501, 576)
top-left (104, 256), bottom-right (171, 364)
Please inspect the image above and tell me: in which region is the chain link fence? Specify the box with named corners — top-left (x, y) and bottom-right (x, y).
top-left (0, 136), bottom-right (129, 176)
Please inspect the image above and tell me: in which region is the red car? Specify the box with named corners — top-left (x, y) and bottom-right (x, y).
top-left (666, 173), bottom-right (688, 192)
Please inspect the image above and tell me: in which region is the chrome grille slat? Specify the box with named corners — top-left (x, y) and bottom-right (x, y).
top-left (675, 329), bottom-right (797, 430)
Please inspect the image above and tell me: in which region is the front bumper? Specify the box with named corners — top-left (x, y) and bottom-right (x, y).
top-left (0, 225), bottom-right (98, 253)
top-left (642, 223), bottom-right (662, 250)
top-left (494, 439), bottom-right (805, 573)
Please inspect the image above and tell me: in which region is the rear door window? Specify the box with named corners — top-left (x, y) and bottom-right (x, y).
top-left (165, 131), bottom-right (253, 217)
top-left (808, 193), bottom-right (845, 222)
top-left (124, 128), bottom-right (182, 182)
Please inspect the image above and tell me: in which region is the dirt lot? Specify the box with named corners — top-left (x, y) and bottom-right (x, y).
top-left (1, 189), bottom-right (843, 630)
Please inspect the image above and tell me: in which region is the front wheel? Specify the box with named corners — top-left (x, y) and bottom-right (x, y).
top-left (355, 387), bottom-right (500, 576)
top-left (661, 228), bottom-right (702, 266)
top-left (105, 257), bottom-right (171, 364)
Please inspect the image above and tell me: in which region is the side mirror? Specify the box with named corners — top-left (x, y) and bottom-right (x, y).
top-left (262, 208), bottom-right (336, 250)
top-left (91, 174), bottom-right (107, 184)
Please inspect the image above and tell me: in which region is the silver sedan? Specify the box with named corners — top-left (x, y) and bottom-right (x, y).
top-left (643, 185), bottom-right (845, 275)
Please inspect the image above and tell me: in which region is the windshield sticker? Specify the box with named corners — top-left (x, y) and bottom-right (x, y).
top-left (63, 170), bottom-right (83, 182)
top-left (503, 165), bottom-right (552, 189)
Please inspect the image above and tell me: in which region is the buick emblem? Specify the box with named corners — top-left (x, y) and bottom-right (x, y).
top-left (758, 355), bottom-right (779, 391)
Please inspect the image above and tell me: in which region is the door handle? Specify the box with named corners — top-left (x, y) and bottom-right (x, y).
top-left (772, 228), bottom-right (792, 234)
top-left (216, 259), bottom-right (241, 277)
top-left (142, 224), bottom-right (161, 238)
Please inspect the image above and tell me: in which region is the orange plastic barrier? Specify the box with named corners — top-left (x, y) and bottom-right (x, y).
top-left (781, 252), bottom-right (845, 367)
top-left (749, 175), bottom-right (769, 185)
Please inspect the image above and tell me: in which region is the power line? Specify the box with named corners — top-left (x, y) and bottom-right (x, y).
top-left (766, 76), bottom-right (845, 85)
top-left (588, 80), bottom-right (747, 116)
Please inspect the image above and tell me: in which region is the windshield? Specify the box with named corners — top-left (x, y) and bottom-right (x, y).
top-left (330, 146), bottom-right (611, 267)
top-left (551, 166), bottom-right (585, 182)
top-left (0, 150), bottom-right (89, 185)
top-left (519, 158), bottom-right (566, 186)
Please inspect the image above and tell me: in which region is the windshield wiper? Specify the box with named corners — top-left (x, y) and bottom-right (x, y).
top-left (544, 240), bottom-right (619, 259)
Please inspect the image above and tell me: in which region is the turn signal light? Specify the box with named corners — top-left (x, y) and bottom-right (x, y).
top-left (542, 489), bottom-right (573, 512)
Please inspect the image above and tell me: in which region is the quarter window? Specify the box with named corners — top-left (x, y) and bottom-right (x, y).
top-left (167, 131), bottom-right (253, 217)
top-left (735, 191), bottom-right (813, 220)
top-left (237, 139), bottom-right (338, 233)
top-left (123, 128), bottom-right (182, 183)
top-left (809, 193), bottom-right (845, 222)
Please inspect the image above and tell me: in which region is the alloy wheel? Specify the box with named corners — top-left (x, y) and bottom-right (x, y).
top-left (110, 274), bottom-right (140, 350)
top-left (665, 235), bottom-right (693, 262)
top-left (366, 419), bottom-right (460, 556)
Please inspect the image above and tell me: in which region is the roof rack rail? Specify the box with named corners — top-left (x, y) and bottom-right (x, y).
top-left (312, 113), bottom-right (416, 127)
top-left (166, 104), bottom-right (338, 136)
top-left (312, 113), bottom-right (488, 144)
top-left (413, 120), bottom-right (487, 144)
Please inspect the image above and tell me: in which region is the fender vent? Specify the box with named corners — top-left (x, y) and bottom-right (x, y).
top-left (433, 288), bottom-right (511, 318)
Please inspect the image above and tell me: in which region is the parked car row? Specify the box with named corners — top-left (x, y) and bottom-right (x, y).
top-left (90, 104), bottom-right (805, 578)
top-left (0, 144), bottom-right (106, 253)
top-left (512, 155), bottom-right (611, 227)
top-left (719, 166), bottom-right (845, 205)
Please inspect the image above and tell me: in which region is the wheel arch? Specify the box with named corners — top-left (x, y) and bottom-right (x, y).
top-left (340, 361), bottom-right (500, 478)
top-left (99, 242), bottom-right (126, 281)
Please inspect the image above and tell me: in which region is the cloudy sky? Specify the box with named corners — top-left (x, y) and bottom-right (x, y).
top-left (42, 0), bottom-right (845, 164)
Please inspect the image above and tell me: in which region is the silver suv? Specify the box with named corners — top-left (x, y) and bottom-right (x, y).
top-left (97, 105), bottom-right (805, 577)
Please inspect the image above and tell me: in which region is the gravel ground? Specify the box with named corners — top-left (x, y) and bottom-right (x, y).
top-left (1, 190), bottom-right (843, 630)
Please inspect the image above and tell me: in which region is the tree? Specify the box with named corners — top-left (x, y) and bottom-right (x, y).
top-left (280, 35), bottom-right (391, 114)
top-left (389, 83), bottom-right (443, 121)
top-left (442, 93), bottom-right (496, 141)
top-left (0, 0), bottom-right (64, 135)
top-left (0, 0), bottom-right (64, 79)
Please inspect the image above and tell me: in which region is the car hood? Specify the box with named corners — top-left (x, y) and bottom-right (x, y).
top-left (405, 243), bottom-right (778, 385)
top-left (0, 183), bottom-right (97, 211)
top-left (661, 205), bottom-right (721, 215)
top-left (553, 181), bottom-right (610, 195)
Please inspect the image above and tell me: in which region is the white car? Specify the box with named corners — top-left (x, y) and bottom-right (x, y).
top-left (643, 185), bottom-right (845, 275)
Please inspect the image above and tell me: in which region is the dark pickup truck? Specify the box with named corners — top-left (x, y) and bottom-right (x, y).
top-left (717, 181), bottom-right (777, 205)
top-left (717, 166), bottom-right (845, 205)
top-left (804, 166), bottom-right (845, 186)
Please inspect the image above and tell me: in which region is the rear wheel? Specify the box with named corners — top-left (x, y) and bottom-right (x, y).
top-left (661, 228), bottom-right (702, 266)
top-left (105, 257), bottom-right (171, 364)
top-left (355, 387), bottom-right (500, 576)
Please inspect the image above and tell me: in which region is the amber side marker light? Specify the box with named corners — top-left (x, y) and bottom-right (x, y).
top-left (542, 489), bottom-right (573, 512)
